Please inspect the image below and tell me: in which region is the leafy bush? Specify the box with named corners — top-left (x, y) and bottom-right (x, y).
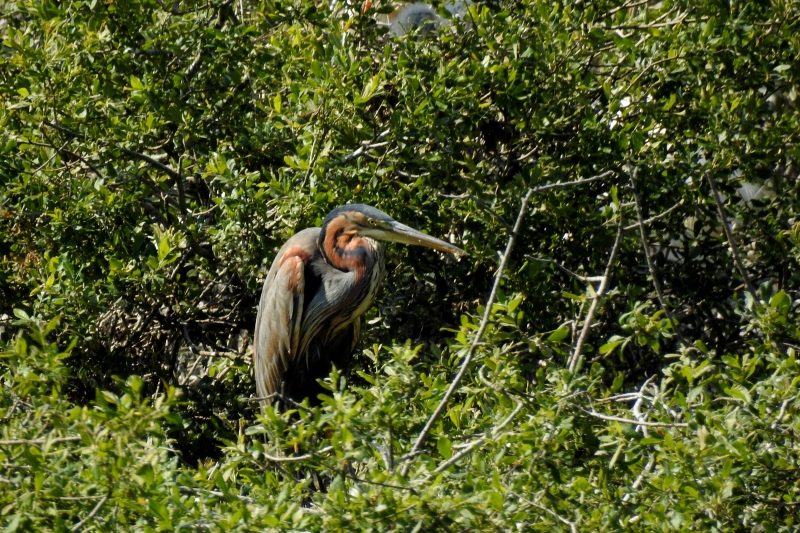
top-left (2, 0), bottom-right (800, 530)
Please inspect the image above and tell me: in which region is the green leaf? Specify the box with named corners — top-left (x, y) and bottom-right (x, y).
top-left (547, 325), bottom-right (570, 343)
top-left (599, 340), bottom-right (622, 355)
top-left (157, 236), bottom-right (170, 262)
top-left (4, 514), bottom-right (21, 533)
top-left (487, 491), bottom-right (503, 511)
top-left (437, 436), bottom-right (453, 460)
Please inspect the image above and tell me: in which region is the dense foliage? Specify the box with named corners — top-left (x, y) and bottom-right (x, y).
top-left (2, 0), bottom-right (799, 530)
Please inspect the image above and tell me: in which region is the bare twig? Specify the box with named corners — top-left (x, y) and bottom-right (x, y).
top-left (0, 436), bottom-right (81, 446)
top-left (528, 170), bottom-right (615, 195)
top-left (38, 126), bottom-right (105, 181)
top-left (401, 171), bottom-right (615, 475)
top-left (606, 16), bottom-right (707, 31)
top-left (401, 189), bottom-right (534, 476)
top-left (630, 168), bottom-right (688, 346)
top-left (706, 172), bottom-right (760, 300)
top-left (42, 120), bottom-right (85, 139)
top-left (630, 455), bottom-right (656, 491)
top-left (581, 408), bottom-right (687, 427)
top-left (771, 394), bottom-right (798, 430)
top-left (70, 492), bottom-right (109, 532)
top-left (433, 400), bottom-right (523, 473)
top-left (526, 255), bottom-right (604, 283)
top-left (121, 148), bottom-right (181, 180)
top-left (438, 192), bottom-right (513, 232)
top-left (325, 129), bottom-right (390, 169)
top-left (623, 54), bottom-right (685, 94)
top-left (352, 429), bottom-right (394, 472)
top-left (607, 0), bottom-right (658, 15)
top-left (340, 471), bottom-right (418, 493)
top-left (514, 492), bottom-right (578, 533)
top-left (245, 393), bottom-right (315, 413)
top-left (568, 218), bottom-right (623, 372)
top-left (197, 350), bottom-right (242, 360)
top-left (43, 120), bottom-right (184, 181)
top-left (51, 495), bottom-right (106, 501)
top-left (262, 445), bottom-right (333, 462)
top-left (623, 202), bottom-right (681, 231)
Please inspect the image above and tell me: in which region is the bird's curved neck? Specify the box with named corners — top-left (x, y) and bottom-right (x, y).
top-left (318, 216), bottom-right (379, 274)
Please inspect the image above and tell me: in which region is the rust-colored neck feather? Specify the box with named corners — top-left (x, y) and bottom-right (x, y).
top-left (319, 214), bottom-right (375, 275)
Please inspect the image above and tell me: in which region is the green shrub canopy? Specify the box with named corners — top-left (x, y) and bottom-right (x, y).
top-left (1, 0), bottom-right (799, 530)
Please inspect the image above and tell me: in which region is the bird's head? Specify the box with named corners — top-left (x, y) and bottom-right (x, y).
top-left (322, 204), bottom-right (466, 256)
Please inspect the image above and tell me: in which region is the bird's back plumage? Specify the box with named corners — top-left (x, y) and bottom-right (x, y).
top-left (253, 226), bottom-right (384, 408)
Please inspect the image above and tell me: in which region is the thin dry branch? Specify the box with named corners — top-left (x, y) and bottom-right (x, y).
top-left (400, 188), bottom-right (535, 476)
top-left (607, 16), bottom-right (708, 30)
top-left (526, 255), bottom-right (604, 283)
top-left (43, 120), bottom-right (184, 181)
top-left (568, 218), bottom-right (623, 372)
top-left (514, 492), bottom-right (578, 533)
top-left (245, 393), bottom-right (315, 413)
top-left (439, 192), bottom-right (513, 232)
top-left (325, 129), bottom-right (390, 169)
top-left (623, 54), bottom-right (685, 94)
top-left (0, 436), bottom-right (82, 446)
top-left (70, 492), bottom-right (109, 532)
top-left (433, 400), bottom-right (524, 473)
top-left (528, 170), bottom-right (615, 195)
top-left (623, 202), bottom-right (681, 231)
top-left (706, 172), bottom-right (760, 300)
top-left (581, 408), bottom-right (687, 427)
top-left (401, 171), bottom-right (616, 475)
top-left (630, 168), bottom-right (688, 346)
top-left (262, 445), bottom-right (333, 462)
top-left (607, 0), bottom-right (658, 15)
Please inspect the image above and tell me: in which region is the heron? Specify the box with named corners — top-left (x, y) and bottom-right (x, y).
top-left (253, 204), bottom-right (465, 410)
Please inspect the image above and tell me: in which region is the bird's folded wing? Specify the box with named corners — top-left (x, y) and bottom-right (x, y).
top-left (253, 255), bottom-right (306, 404)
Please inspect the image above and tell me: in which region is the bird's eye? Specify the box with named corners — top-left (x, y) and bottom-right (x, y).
top-left (368, 219), bottom-right (379, 226)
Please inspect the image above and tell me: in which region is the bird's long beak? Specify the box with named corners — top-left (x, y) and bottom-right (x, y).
top-left (383, 221), bottom-right (467, 256)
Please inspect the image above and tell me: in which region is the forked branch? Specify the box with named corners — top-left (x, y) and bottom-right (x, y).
top-left (401, 170), bottom-right (615, 475)
top-left (568, 218), bottom-right (623, 372)
top-left (706, 172), bottom-right (759, 300)
top-left (630, 168), bottom-right (688, 346)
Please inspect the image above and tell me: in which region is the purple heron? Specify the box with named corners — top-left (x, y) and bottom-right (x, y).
top-left (253, 204), bottom-right (465, 409)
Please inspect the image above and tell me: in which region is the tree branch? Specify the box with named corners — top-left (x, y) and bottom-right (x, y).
top-left (513, 491), bottom-right (578, 533)
top-left (401, 170), bottom-right (616, 475)
top-left (438, 192), bottom-right (513, 232)
top-left (433, 400), bottom-right (523, 473)
top-left (607, 0), bottom-right (658, 15)
top-left (526, 255), bottom-right (604, 283)
top-left (623, 54), bottom-right (685, 93)
top-left (0, 436), bottom-right (81, 446)
top-left (630, 168), bottom-right (688, 346)
top-left (527, 169), bottom-right (615, 195)
top-left (43, 120), bottom-right (183, 181)
top-left (706, 172), bottom-right (760, 300)
top-left (568, 217), bottom-right (623, 372)
top-left (70, 492), bottom-right (109, 532)
top-left (325, 129), bottom-right (390, 170)
top-left (400, 188), bottom-right (534, 476)
top-left (581, 408), bottom-right (687, 427)
top-left (623, 202), bottom-right (681, 231)
top-left (262, 445), bottom-right (333, 462)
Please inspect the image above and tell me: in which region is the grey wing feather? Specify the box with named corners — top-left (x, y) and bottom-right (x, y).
top-left (253, 242), bottom-right (310, 409)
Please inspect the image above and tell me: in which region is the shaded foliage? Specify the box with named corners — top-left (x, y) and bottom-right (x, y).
top-left (1, 0), bottom-right (800, 530)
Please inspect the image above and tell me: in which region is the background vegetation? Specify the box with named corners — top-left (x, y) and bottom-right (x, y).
top-left (2, 0), bottom-right (799, 530)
